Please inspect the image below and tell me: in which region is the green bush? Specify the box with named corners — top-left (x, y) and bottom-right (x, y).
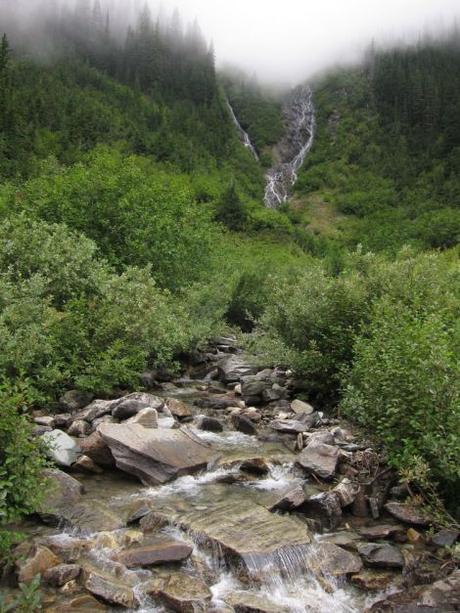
top-left (341, 299), bottom-right (460, 489)
top-left (0, 382), bottom-right (48, 563)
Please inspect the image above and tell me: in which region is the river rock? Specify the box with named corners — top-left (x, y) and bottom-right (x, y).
top-left (217, 355), bottom-right (259, 383)
top-left (263, 383), bottom-right (288, 403)
top-left (41, 429), bottom-right (80, 467)
top-left (232, 414), bottom-right (257, 435)
top-left (241, 377), bottom-right (268, 400)
top-left (269, 419), bottom-right (308, 434)
top-left (366, 568), bottom-right (460, 612)
top-left (98, 424), bottom-right (214, 485)
top-left (357, 542), bottom-right (404, 569)
top-left (52, 595), bottom-right (107, 611)
top-left (112, 399), bottom-right (154, 420)
top-left (170, 500), bottom-right (310, 574)
top-left (43, 563), bottom-right (81, 587)
top-left (85, 573), bottom-right (136, 608)
top-left (296, 443), bottom-right (339, 479)
top-left (268, 485), bottom-right (306, 512)
top-left (53, 413), bottom-right (73, 429)
top-left (59, 390), bottom-right (94, 413)
top-left (291, 399), bottom-right (315, 415)
top-left (116, 537), bottom-right (193, 567)
top-left (155, 573), bottom-right (212, 612)
top-left (79, 431), bottom-right (115, 468)
top-left (127, 407), bottom-right (158, 428)
top-left (67, 419), bottom-right (91, 437)
top-left (431, 528), bottom-right (459, 547)
top-left (358, 524), bottom-right (406, 541)
top-left (34, 415), bottom-right (55, 427)
top-left (334, 477), bottom-right (360, 507)
top-left (42, 535), bottom-right (93, 563)
top-left (384, 502), bottom-right (431, 527)
top-left (166, 398), bottom-right (193, 418)
top-left (312, 543), bottom-right (363, 576)
top-left (75, 399), bottom-right (113, 422)
top-left (17, 546), bottom-right (60, 583)
top-left (195, 397), bottom-right (238, 411)
top-left (72, 455), bottom-right (104, 474)
top-left (351, 569), bottom-right (396, 591)
top-left (227, 592), bottom-right (290, 613)
top-left (317, 531), bottom-right (361, 550)
top-left (196, 415), bottom-right (224, 432)
top-left (299, 491), bottom-right (342, 529)
top-left (37, 469), bottom-right (84, 523)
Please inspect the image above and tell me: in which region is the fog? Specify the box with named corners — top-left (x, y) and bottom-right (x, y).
top-left (0, 0), bottom-right (459, 84)
top-left (171, 0), bottom-right (459, 83)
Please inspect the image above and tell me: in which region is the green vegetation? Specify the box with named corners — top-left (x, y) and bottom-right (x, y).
top-left (0, 1), bottom-right (458, 549)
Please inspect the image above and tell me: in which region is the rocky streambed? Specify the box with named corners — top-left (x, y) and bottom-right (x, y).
top-left (2, 338), bottom-right (459, 612)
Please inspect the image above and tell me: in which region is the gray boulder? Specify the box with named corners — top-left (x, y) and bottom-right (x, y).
top-left (296, 442), bottom-right (339, 479)
top-left (98, 424), bottom-right (214, 485)
top-left (41, 429), bottom-right (80, 467)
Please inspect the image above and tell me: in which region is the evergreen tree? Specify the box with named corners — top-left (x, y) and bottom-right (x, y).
top-left (215, 181), bottom-right (248, 231)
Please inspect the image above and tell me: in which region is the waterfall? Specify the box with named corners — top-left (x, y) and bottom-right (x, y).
top-left (264, 86), bottom-right (315, 208)
top-left (226, 99), bottom-right (259, 161)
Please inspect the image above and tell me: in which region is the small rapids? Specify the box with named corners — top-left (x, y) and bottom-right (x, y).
top-left (264, 85), bottom-right (315, 208)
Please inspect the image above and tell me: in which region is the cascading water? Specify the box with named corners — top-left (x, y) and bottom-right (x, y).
top-left (264, 85), bottom-right (315, 208)
top-left (226, 99), bottom-right (259, 161)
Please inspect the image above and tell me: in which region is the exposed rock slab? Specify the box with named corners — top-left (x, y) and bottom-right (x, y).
top-left (116, 537), bottom-right (193, 567)
top-left (358, 524), bottom-right (405, 541)
top-left (357, 542), bottom-right (404, 569)
top-left (154, 573), bottom-right (212, 612)
top-left (217, 355), bottom-right (259, 383)
top-left (170, 501), bottom-right (310, 573)
top-left (227, 592), bottom-right (290, 613)
top-left (268, 485), bottom-right (306, 512)
top-left (311, 543), bottom-right (363, 576)
top-left (85, 573), bottom-right (136, 609)
top-left (384, 502), bottom-right (431, 527)
top-left (367, 569), bottom-right (460, 612)
top-left (37, 469), bottom-right (84, 523)
top-left (296, 443), bottom-right (339, 479)
top-left (98, 424), bottom-right (214, 485)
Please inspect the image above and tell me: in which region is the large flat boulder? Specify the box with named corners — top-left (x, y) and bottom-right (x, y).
top-left (296, 443), bottom-right (339, 479)
top-left (116, 537), bottom-right (193, 567)
top-left (97, 424), bottom-right (214, 485)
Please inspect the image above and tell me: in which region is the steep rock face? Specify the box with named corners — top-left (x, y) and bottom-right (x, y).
top-left (264, 86), bottom-right (315, 208)
top-left (97, 424), bottom-right (214, 485)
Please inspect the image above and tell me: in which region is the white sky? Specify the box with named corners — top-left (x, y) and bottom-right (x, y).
top-left (167, 0), bottom-right (460, 84)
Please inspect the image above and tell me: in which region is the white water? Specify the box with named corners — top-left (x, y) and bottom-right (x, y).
top-left (226, 99), bottom-right (259, 161)
top-left (264, 85), bottom-right (315, 208)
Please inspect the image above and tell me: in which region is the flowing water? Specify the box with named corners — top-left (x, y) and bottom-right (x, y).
top-left (264, 86), bottom-right (315, 208)
top-left (226, 100), bottom-right (259, 161)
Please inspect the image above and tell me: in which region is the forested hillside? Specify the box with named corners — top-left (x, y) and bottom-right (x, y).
top-left (0, 2), bottom-right (458, 589)
top-left (293, 30), bottom-right (460, 252)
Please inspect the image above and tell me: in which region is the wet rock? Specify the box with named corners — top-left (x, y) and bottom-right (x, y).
top-left (59, 500), bottom-right (126, 533)
top-left (268, 485), bottom-right (306, 512)
top-left (48, 594), bottom-right (107, 611)
top-left (43, 563), bottom-right (81, 587)
top-left (431, 528), bottom-right (459, 547)
top-left (232, 414), bottom-right (257, 435)
top-left (296, 443), bottom-right (339, 479)
top-left (299, 491), bottom-right (342, 530)
top-left (351, 569), bottom-right (396, 591)
top-left (317, 531), bottom-right (361, 550)
top-left (42, 535), bottom-right (93, 562)
top-left (41, 429), bottom-right (80, 467)
top-left (357, 542), bottom-right (404, 569)
top-left (37, 469), bottom-right (84, 523)
top-left (217, 355), bottom-right (259, 383)
top-left (195, 397), bottom-right (238, 411)
top-left (305, 431), bottom-right (335, 446)
top-left (117, 537), bottom-right (193, 567)
top-left (291, 399), bottom-right (315, 415)
top-left (126, 407), bottom-right (158, 428)
top-left (171, 501), bottom-right (310, 571)
top-left (72, 455), bottom-right (104, 474)
top-left (59, 390), bottom-right (94, 413)
top-left (84, 573), bottom-right (136, 609)
top-left (240, 458), bottom-right (270, 475)
top-left (366, 568), bottom-right (460, 612)
top-left (358, 524), bottom-right (406, 541)
top-left (154, 573), bottom-right (212, 613)
top-left (196, 415), bottom-right (224, 432)
top-left (312, 543), bottom-right (363, 576)
top-left (67, 419), bottom-right (91, 437)
top-left (241, 378), bottom-right (268, 400)
top-left (98, 424), bottom-right (214, 485)
top-left (166, 398), bottom-right (193, 419)
top-left (384, 502), bottom-right (431, 527)
top-left (79, 431), bottom-right (115, 468)
top-left (333, 478), bottom-right (360, 507)
top-left (17, 546), bottom-right (60, 583)
top-left (227, 592), bottom-right (289, 612)
top-left (139, 510), bottom-right (169, 533)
